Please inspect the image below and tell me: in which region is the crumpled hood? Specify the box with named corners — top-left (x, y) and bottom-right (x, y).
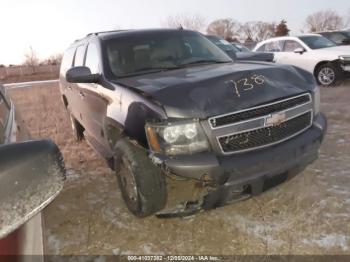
top-left (115, 62), bottom-right (315, 119)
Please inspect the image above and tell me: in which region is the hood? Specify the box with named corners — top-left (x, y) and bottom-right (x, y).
top-left (236, 52), bottom-right (274, 62)
top-left (115, 62), bottom-right (315, 119)
top-left (316, 46), bottom-right (350, 57)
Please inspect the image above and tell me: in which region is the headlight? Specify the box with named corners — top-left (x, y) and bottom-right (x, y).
top-left (313, 86), bottom-right (320, 115)
top-left (145, 120), bottom-right (209, 155)
top-left (339, 56), bottom-right (350, 62)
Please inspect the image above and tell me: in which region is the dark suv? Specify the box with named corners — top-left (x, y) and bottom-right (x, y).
top-left (318, 31), bottom-right (350, 46)
top-left (60, 29), bottom-right (327, 217)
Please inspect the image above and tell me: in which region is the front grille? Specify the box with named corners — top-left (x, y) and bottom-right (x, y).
top-left (218, 111), bottom-right (312, 153)
top-left (210, 94), bottom-right (311, 128)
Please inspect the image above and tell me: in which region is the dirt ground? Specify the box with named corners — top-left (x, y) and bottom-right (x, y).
top-left (7, 81), bottom-right (350, 255)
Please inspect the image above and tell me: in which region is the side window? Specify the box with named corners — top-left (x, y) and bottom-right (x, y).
top-left (85, 43), bottom-right (100, 74)
top-left (265, 41), bottom-right (283, 52)
top-left (256, 44), bottom-right (266, 52)
top-left (0, 92), bottom-right (10, 143)
top-left (283, 40), bottom-right (303, 52)
top-left (74, 45), bottom-right (86, 66)
top-left (60, 48), bottom-right (75, 73)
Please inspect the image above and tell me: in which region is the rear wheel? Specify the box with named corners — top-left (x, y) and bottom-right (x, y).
top-left (114, 138), bottom-right (167, 217)
top-left (316, 63), bottom-right (340, 87)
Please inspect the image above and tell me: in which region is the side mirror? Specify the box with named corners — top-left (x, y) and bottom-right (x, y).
top-left (294, 47), bottom-right (306, 54)
top-left (66, 66), bottom-right (99, 83)
top-left (0, 140), bottom-right (65, 239)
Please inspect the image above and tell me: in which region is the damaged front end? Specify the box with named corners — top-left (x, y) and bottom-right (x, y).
top-left (145, 94), bottom-right (327, 218)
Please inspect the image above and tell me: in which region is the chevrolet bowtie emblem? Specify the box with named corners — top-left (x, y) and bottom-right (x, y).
top-left (266, 112), bottom-right (287, 126)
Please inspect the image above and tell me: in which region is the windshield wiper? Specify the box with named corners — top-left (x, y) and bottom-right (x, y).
top-left (118, 66), bottom-right (181, 78)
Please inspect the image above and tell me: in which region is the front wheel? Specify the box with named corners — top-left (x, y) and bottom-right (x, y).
top-left (315, 63), bottom-right (341, 87)
top-left (114, 138), bottom-right (167, 217)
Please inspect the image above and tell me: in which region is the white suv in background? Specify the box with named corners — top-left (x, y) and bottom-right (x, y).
top-left (254, 34), bottom-right (350, 86)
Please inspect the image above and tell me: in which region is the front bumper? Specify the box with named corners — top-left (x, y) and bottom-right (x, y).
top-left (155, 113), bottom-right (327, 217)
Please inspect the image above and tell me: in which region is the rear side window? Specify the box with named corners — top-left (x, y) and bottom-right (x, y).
top-left (61, 48), bottom-right (75, 73)
top-left (85, 43), bottom-right (100, 74)
top-left (74, 45), bottom-right (86, 66)
top-left (256, 44), bottom-right (266, 52)
top-left (0, 93), bottom-right (10, 143)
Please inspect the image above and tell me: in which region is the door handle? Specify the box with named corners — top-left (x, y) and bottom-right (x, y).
top-left (67, 86), bottom-right (72, 90)
top-left (79, 91), bottom-right (85, 98)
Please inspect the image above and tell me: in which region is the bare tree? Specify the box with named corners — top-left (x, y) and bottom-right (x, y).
top-left (346, 8), bottom-right (350, 29)
top-left (240, 21), bottom-right (276, 42)
top-left (42, 53), bottom-right (63, 65)
top-left (305, 10), bottom-right (345, 32)
top-left (162, 13), bottom-right (207, 32)
top-left (24, 46), bottom-right (39, 73)
top-left (206, 19), bottom-right (241, 41)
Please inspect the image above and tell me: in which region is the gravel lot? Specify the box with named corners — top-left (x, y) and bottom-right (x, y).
top-left (7, 81), bottom-right (350, 255)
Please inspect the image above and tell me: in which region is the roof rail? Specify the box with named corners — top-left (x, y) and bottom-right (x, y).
top-left (86, 29), bottom-right (128, 37)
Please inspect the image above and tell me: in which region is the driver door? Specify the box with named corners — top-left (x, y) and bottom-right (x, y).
top-left (279, 40), bottom-right (313, 71)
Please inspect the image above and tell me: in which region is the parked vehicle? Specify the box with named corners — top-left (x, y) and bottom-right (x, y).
top-left (0, 84), bottom-right (65, 257)
top-left (206, 35), bottom-right (274, 62)
top-left (231, 42), bottom-right (251, 52)
top-left (254, 34), bottom-right (350, 86)
top-left (318, 31), bottom-right (350, 46)
top-left (60, 29), bottom-right (326, 217)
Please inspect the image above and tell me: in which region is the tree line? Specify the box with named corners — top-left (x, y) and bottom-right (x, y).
top-left (162, 9), bottom-right (350, 43)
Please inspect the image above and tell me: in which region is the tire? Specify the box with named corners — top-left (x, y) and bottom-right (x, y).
top-left (315, 63), bottom-right (341, 87)
top-left (114, 138), bottom-right (167, 217)
top-left (68, 111), bottom-right (84, 141)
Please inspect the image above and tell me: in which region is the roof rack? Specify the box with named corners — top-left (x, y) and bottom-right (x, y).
top-left (86, 29), bottom-right (128, 37)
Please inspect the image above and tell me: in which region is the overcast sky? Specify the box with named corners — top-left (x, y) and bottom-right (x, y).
top-left (1, 0), bottom-right (349, 65)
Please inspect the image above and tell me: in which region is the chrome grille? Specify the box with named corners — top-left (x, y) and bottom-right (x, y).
top-left (209, 93), bottom-right (311, 129)
top-left (218, 111), bottom-right (312, 153)
top-left (208, 93), bottom-right (314, 154)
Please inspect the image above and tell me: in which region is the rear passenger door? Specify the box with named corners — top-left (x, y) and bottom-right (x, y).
top-left (72, 44), bottom-right (88, 127)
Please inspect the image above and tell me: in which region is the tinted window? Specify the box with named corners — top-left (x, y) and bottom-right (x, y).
top-left (0, 92), bottom-right (10, 143)
top-left (104, 31), bottom-right (231, 78)
top-left (85, 43), bottom-right (100, 74)
top-left (324, 32), bottom-right (349, 45)
top-left (283, 40), bottom-right (303, 52)
top-left (299, 36), bottom-right (335, 49)
top-left (74, 45), bottom-right (86, 66)
top-left (61, 47), bottom-right (75, 73)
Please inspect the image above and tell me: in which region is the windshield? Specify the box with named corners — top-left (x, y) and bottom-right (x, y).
top-left (299, 35), bottom-right (336, 49)
top-left (103, 31), bottom-right (232, 78)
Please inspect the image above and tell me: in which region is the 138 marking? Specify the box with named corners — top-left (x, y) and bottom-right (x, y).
top-left (225, 75), bottom-right (266, 97)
